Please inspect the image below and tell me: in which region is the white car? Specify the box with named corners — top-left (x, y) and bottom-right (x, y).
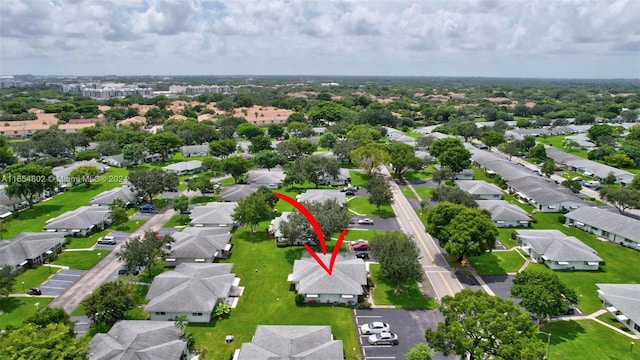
top-left (368, 332), bottom-right (399, 345)
top-left (97, 236), bottom-right (116, 245)
top-left (360, 321), bottom-right (390, 335)
top-left (358, 218), bottom-right (374, 225)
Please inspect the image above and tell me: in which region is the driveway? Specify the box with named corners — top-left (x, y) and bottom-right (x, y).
top-left (70, 315), bottom-right (91, 338)
top-left (93, 231), bottom-right (131, 250)
top-left (349, 215), bottom-right (400, 231)
top-left (481, 275), bottom-right (519, 304)
top-left (131, 211), bottom-right (156, 220)
top-left (39, 269), bottom-right (87, 296)
top-left (353, 308), bottom-right (452, 360)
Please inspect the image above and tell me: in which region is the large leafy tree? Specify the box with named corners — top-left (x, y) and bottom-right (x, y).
top-left (287, 155), bottom-right (340, 188)
top-left (429, 138), bottom-right (464, 158)
top-left (333, 139), bottom-right (359, 163)
top-left (232, 191), bottom-right (274, 234)
top-left (280, 198), bottom-right (350, 246)
top-left (209, 138), bottom-right (237, 158)
top-left (0, 323), bottom-right (89, 359)
top-left (511, 271), bottom-right (578, 325)
top-left (405, 343), bottom-right (433, 360)
top-left (441, 207), bottom-right (497, 262)
top-left (587, 124), bottom-right (616, 145)
top-left (425, 202), bottom-right (467, 240)
top-left (128, 168), bottom-right (177, 202)
top-left (415, 134), bottom-right (436, 150)
top-left (481, 131), bottom-right (505, 147)
top-left (454, 121), bottom-right (479, 142)
top-left (540, 159), bottom-right (556, 178)
top-left (431, 186), bottom-right (478, 208)
top-left (187, 177), bottom-right (215, 194)
top-left (0, 265), bottom-right (16, 297)
top-left (365, 174), bottom-right (393, 212)
top-left (69, 165), bottom-right (101, 188)
top-left (24, 307), bottom-right (75, 336)
top-left (221, 156), bottom-right (253, 183)
top-left (248, 135), bottom-right (273, 153)
top-left (117, 230), bottom-right (175, 278)
top-left (346, 125), bottom-right (381, 146)
top-left (318, 132), bottom-right (338, 149)
top-left (253, 150), bottom-right (286, 170)
top-left (369, 231), bottom-right (423, 293)
top-left (276, 140), bottom-right (303, 160)
top-left (425, 290), bottom-right (545, 360)
top-left (236, 123), bottom-right (264, 139)
top-left (386, 142), bottom-right (423, 179)
top-left (4, 163), bottom-right (58, 208)
top-left (350, 143), bottom-right (390, 175)
top-left (122, 143), bottom-right (146, 167)
top-left (82, 279), bottom-right (137, 329)
top-left (145, 132), bottom-right (184, 160)
top-left (438, 146), bottom-right (472, 174)
top-left (173, 194), bottom-right (189, 220)
top-left (599, 187), bottom-right (640, 214)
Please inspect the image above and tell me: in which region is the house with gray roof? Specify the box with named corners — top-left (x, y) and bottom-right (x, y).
top-left (146, 263), bottom-right (240, 323)
top-left (565, 206), bottom-right (640, 250)
top-left (268, 212), bottom-right (317, 246)
top-left (101, 154), bottom-right (128, 168)
top-left (296, 189), bottom-right (347, 207)
top-left (246, 169), bottom-right (286, 189)
top-left (165, 227), bottom-right (232, 266)
top-left (88, 320), bottom-right (187, 360)
top-left (454, 168), bottom-right (474, 180)
top-left (516, 230), bottom-right (603, 271)
top-left (288, 252), bottom-right (367, 304)
top-left (0, 185), bottom-right (31, 214)
top-left (90, 187), bottom-right (140, 207)
top-left (483, 160), bottom-right (533, 181)
top-left (53, 160), bottom-right (108, 188)
top-left (0, 232), bottom-right (64, 268)
top-left (234, 325), bottom-right (344, 360)
top-left (318, 168), bottom-right (351, 186)
top-left (477, 200), bottom-right (532, 228)
top-left (219, 184), bottom-right (259, 202)
top-left (508, 176), bottom-right (583, 212)
top-left (181, 144), bottom-right (209, 158)
top-left (597, 284), bottom-right (640, 336)
top-left (456, 180), bottom-right (503, 200)
top-left (545, 146), bottom-right (634, 184)
top-left (163, 160), bottom-right (202, 176)
top-left (44, 206), bottom-right (112, 236)
top-left (189, 202), bottom-right (238, 228)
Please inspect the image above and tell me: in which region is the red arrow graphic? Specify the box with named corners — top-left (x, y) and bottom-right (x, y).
top-left (275, 193), bottom-right (348, 275)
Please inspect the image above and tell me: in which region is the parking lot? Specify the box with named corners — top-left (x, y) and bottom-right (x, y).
top-left (349, 215), bottom-right (400, 231)
top-left (353, 308), bottom-right (451, 360)
top-left (39, 269), bottom-right (87, 296)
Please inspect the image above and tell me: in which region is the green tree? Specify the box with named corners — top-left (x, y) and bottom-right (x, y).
top-left (432, 166), bottom-right (455, 184)
top-left (289, 138), bottom-right (317, 156)
top-left (267, 124), bottom-right (285, 138)
top-left (541, 159), bottom-right (556, 178)
top-left (0, 146), bottom-right (17, 168)
top-left (405, 343), bottom-right (433, 360)
top-left (69, 165), bottom-right (101, 188)
top-left (111, 207), bottom-right (129, 225)
top-left (587, 124), bottom-right (616, 145)
top-left (629, 173), bottom-right (640, 190)
top-left (236, 123), bottom-right (264, 139)
top-left (276, 140), bottom-right (303, 160)
top-left (145, 132), bottom-right (184, 160)
top-left (365, 174), bottom-right (393, 212)
top-left (429, 138), bottom-right (464, 158)
top-left (173, 194), bottom-right (189, 220)
top-left (209, 138), bottom-right (237, 158)
top-left (387, 142), bottom-right (423, 179)
top-left (481, 131), bottom-right (505, 147)
top-left (82, 280), bottom-right (137, 329)
top-left (454, 121), bottom-right (479, 142)
top-left (425, 202), bottom-right (467, 240)
top-left (0, 221), bottom-right (8, 240)
top-left (369, 231), bottom-right (423, 293)
top-left (232, 191), bottom-right (273, 233)
top-left (174, 315), bottom-right (189, 331)
top-left (501, 141), bottom-right (521, 160)
top-left (128, 168), bottom-right (176, 202)
top-left (604, 152), bottom-right (634, 168)
top-left (425, 290), bottom-right (545, 360)
top-left (600, 187), bottom-right (640, 214)
top-left (221, 156), bottom-right (253, 183)
top-left (333, 139), bottom-right (359, 163)
top-left (431, 186), bottom-right (478, 208)
top-left (438, 146), bottom-right (471, 174)
top-left (0, 265), bottom-right (16, 297)
top-left (441, 207), bottom-right (497, 262)
top-left (562, 179), bottom-right (582, 193)
top-left (287, 155), bottom-right (339, 188)
top-left (24, 307), bottom-right (75, 336)
top-left (346, 125), bottom-right (381, 146)
top-left (318, 132), bottom-right (338, 149)
top-left (248, 135), bottom-right (272, 153)
top-left (116, 230), bottom-right (175, 279)
top-left (253, 150), bottom-right (286, 170)
top-left (0, 323), bottom-right (89, 359)
top-left (603, 171), bottom-right (617, 185)
top-left (511, 271), bottom-right (578, 326)
top-left (122, 143), bottom-right (146, 167)
top-left (280, 198), bottom-right (350, 246)
top-left (351, 143), bottom-right (390, 176)
top-left (4, 163), bottom-right (59, 208)
top-left (520, 135), bottom-right (536, 152)
top-left (255, 186), bottom-right (279, 207)
top-left (528, 143), bottom-right (547, 159)
top-left (415, 134), bottom-right (436, 149)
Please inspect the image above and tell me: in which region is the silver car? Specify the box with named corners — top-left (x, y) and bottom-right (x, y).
top-left (368, 332), bottom-right (399, 345)
top-left (360, 321), bottom-right (390, 335)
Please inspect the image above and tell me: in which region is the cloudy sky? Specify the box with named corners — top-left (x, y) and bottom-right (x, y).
top-left (1, 0), bottom-right (639, 78)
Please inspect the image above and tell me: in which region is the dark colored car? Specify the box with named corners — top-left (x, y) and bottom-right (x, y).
top-left (139, 204), bottom-right (154, 212)
top-left (118, 266), bottom-right (141, 276)
top-left (345, 190), bottom-right (356, 196)
top-left (28, 287), bottom-right (42, 295)
top-left (355, 251), bottom-right (370, 260)
top-left (352, 240), bottom-right (370, 251)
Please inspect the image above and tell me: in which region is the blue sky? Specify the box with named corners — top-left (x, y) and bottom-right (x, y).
top-left (1, 0), bottom-right (639, 78)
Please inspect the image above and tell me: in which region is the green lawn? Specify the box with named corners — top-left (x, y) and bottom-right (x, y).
top-left (596, 313), bottom-right (635, 335)
top-left (412, 186), bottom-right (435, 199)
top-left (543, 320), bottom-right (638, 360)
top-left (347, 196), bottom-right (395, 218)
top-left (369, 264), bottom-right (436, 309)
top-left (538, 135), bottom-right (589, 159)
top-left (53, 250), bottom-right (111, 270)
top-left (0, 297), bottom-right (54, 329)
top-left (112, 219), bottom-right (146, 233)
top-left (342, 229), bottom-right (388, 242)
top-left (404, 169), bottom-right (432, 181)
top-left (190, 196), bottom-right (215, 204)
top-left (497, 228), bottom-right (519, 249)
top-left (164, 214), bottom-right (191, 228)
top-left (467, 250), bottom-right (526, 275)
top-left (11, 266), bottom-right (60, 294)
top-left (187, 225), bottom-right (359, 360)
top-left (400, 187), bottom-right (416, 199)
top-left (349, 171), bottom-right (369, 187)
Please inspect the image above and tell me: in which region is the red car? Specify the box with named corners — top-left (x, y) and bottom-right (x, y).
top-left (352, 240), bottom-right (370, 251)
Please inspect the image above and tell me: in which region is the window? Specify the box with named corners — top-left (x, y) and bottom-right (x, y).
top-left (306, 294), bottom-right (319, 298)
top-left (192, 312), bottom-right (203, 316)
top-left (155, 312), bottom-right (166, 315)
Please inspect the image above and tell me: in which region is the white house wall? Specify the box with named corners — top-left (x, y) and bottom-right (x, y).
top-left (545, 260), bottom-right (599, 271)
top-left (149, 311), bottom-right (212, 323)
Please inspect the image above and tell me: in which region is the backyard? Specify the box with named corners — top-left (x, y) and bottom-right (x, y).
top-left (467, 250), bottom-right (526, 275)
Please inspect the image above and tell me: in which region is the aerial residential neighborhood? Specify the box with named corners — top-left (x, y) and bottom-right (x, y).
top-left (1, 1), bottom-right (639, 360)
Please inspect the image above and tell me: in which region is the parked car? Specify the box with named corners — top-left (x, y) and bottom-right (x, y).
top-left (139, 204), bottom-right (154, 212)
top-left (360, 321), bottom-right (390, 335)
top-left (566, 305), bottom-right (577, 315)
top-left (368, 332), bottom-right (399, 345)
top-left (358, 218), bottom-right (374, 225)
top-left (345, 190), bottom-right (356, 196)
top-left (118, 266), bottom-right (141, 276)
top-left (97, 236), bottom-right (116, 245)
top-left (27, 287), bottom-right (42, 296)
top-left (352, 240), bottom-right (370, 251)
top-left (355, 251), bottom-right (370, 260)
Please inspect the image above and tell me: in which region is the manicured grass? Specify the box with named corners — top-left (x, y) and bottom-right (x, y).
top-left (369, 264), bottom-right (436, 309)
top-left (596, 313), bottom-right (635, 334)
top-left (347, 196), bottom-right (395, 218)
top-left (53, 250), bottom-right (111, 270)
top-left (11, 266), bottom-right (60, 294)
top-left (218, 177), bottom-right (236, 187)
top-left (349, 171), bottom-right (369, 187)
top-left (467, 250), bottom-right (526, 275)
top-left (413, 186), bottom-right (434, 199)
top-left (404, 170), bottom-right (432, 181)
top-left (497, 228), bottom-right (519, 249)
top-left (543, 320), bottom-right (638, 360)
top-left (342, 229), bottom-right (388, 242)
top-left (538, 135), bottom-right (590, 159)
top-left (186, 225), bottom-right (359, 360)
top-left (113, 219), bottom-right (146, 233)
top-left (190, 196), bottom-right (215, 204)
top-left (164, 214), bottom-right (191, 228)
top-left (71, 303), bottom-right (86, 316)
top-left (0, 297), bottom-right (54, 329)
top-left (65, 231), bottom-right (105, 249)
top-left (400, 187), bottom-right (416, 199)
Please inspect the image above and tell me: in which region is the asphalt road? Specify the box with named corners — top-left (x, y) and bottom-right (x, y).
top-left (381, 167), bottom-right (464, 300)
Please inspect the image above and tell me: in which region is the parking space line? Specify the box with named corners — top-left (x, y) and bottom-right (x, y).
top-left (49, 279), bottom-right (73, 283)
top-left (362, 345), bottom-right (393, 348)
top-left (356, 315), bottom-right (383, 318)
top-left (365, 357), bottom-right (396, 359)
top-left (41, 286), bottom-right (66, 290)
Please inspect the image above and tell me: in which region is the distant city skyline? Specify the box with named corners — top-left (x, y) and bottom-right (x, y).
top-left (1, 0), bottom-right (639, 79)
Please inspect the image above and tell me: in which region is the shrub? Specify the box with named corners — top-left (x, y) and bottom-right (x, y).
top-left (355, 301), bottom-right (372, 309)
top-left (558, 215), bottom-right (566, 223)
top-left (294, 294), bottom-right (305, 306)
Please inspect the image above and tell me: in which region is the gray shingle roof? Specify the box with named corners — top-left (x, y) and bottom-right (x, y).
top-left (0, 232), bottom-right (65, 267)
top-left (146, 263), bottom-right (237, 313)
top-left (565, 206), bottom-right (640, 243)
top-left (169, 227), bottom-right (231, 259)
top-left (596, 284), bottom-right (640, 326)
top-left (517, 230), bottom-right (603, 263)
top-left (476, 200), bottom-right (532, 222)
top-left (455, 180), bottom-right (503, 196)
top-left (180, 144), bottom-right (209, 156)
top-left (483, 160), bottom-right (533, 181)
top-left (218, 185), bottom-right (260, 202)
top-left (236, 325), bottom-right (344, 360)
top-left (508, 176), bottom-right (581, 206)
top-left (101, 154), bottom-right (126, 166)
top-left (290, 252), bottom-right (367, 295)
top-left (90, 187), bottom-right (139, 206)
top-left (269, 212), bottom-right (293, 238)
top-left (297, 190), bottom-right (347, 206)
top-left (247, 169), bottom-right (286, 185)
top-left (163, 160), bottom-right (202, 172)
top-left (44, 206), bottom-right (111, 230)
top-left (545, 146), bottom-right (634, 181)
top-left (52, 160), bottom-right (108, 183)
top-left (88, 320), bottom-right (186, 360)
top-left (0, 185), bottom-right (22, 208)
top-left (189, 202), bottom-right (237, 226)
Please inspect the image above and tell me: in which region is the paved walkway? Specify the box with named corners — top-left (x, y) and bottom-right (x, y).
top-left (551, 309), bottom-right (640, 339)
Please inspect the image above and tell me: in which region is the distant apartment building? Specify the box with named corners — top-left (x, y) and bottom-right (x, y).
top-left (60, 82), bottom-right (153, 99)
top-left (168, 84), bottom-right (232, 95)
top-left (0, 77), bottom-right (30, 88)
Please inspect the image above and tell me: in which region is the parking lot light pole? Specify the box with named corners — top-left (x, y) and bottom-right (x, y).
top-left (539, 331), bottom-right (551, 359)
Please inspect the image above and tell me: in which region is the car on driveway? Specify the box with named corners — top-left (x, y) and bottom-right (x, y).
top-left (27, 287), bottom-right (42, 296)
top-left (139, 204), bottom-right (154, 212)
top-left (360, 321), bottom-right (390, 335)
top-left (97, 236), bottom-right (116, 245)
top-left (368, 332), bottom-right (399, 345)
top-left (355, 251), bottom-right (369, 259)
top-left (358, 218), bottom-right (374, 225)
top-left (352, 240), bottom-right (370, 251)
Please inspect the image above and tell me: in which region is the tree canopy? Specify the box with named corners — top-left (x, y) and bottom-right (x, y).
top-left (232, 191), bottom-right (274, 233)
top-left (511, 271), bottom-right (578, 325)
top-left (221, 156), bottom-right (253, 183)
top-left (350, 143), bottom-right (390, 175)
top-left (4, 163), bottom-right (59, 208)
top-left (128, 168), bottom-right (178, 202)
top-left (116, 230), bottom-right (175, 278)
top-left (0, 323), bottom-right (89, 360)
top-left (369, 231), bottom-right (423, 292)
top-left (287, 155), bottom-right (339, 188)
top-left (280, 198), bottom-right (350, 246)
top-left (365, 174), bottom-right (393, 212)
top-left (82, 279), bottom-right (138, 330)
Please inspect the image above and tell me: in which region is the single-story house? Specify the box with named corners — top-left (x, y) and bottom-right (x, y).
top-left (311, 151), bottom-right (338, 160)
top-left (318, 168), bottom-right (351, 186)
top-left (144, 153), bottom-right (163, 163)
top-left (163, 160), bottom-right (202, 176)
top-left (219, 185), bottom-right (260, 202)
top-left (189, 202), bottom-right (238, 228)
top-left (89, 187), bottom-right (140, 207)
top-left (101, 154), bottom-right (128, 168)
top-left (545, 146), bottom-right (634, 185)
top-left (296, 189), bottom-right (347, 207)
top-left (234, 325), bottom-right (344, 360)
top-left (476, 200), bottom-right (532, 228)
top-left (53, 160), bottom-right (109, 188)
top-left (44, 206), bottom-right (112, 236)
top-left (288, 252), bottom-right (367, 304)
top-left (482, 159), bottom-right (533, 182)
top-left (563, 134), bottom-right (597, 150)
top-left (246, 169), bottom-right (286, 189)
top-left (456, 180), bottom-right (503, 200)
top-left (181, 144), bottom-right (209, 158)
top-left (165, 227), bottom-right (232, 266)
top-left (0, 185), bottom-right (33, 214)
top-left (145, 263), bottom-right (240, 323)
top-left (0, 232), bottom-right (65, 268)
top-left (516, 229), bottom-right (603, 271)
top-left (268, 212), bottom-right (317, 246)
top-left (565, 206), bottom-right (640, 251)
top-left (454, 169), bottom-right (474, 180)
top-left (596, 284), bottom-right (640, 336)
top-left (88, 320), bottom-right (187, 360)
top-left (508, 176), bottom-right (583, 213)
